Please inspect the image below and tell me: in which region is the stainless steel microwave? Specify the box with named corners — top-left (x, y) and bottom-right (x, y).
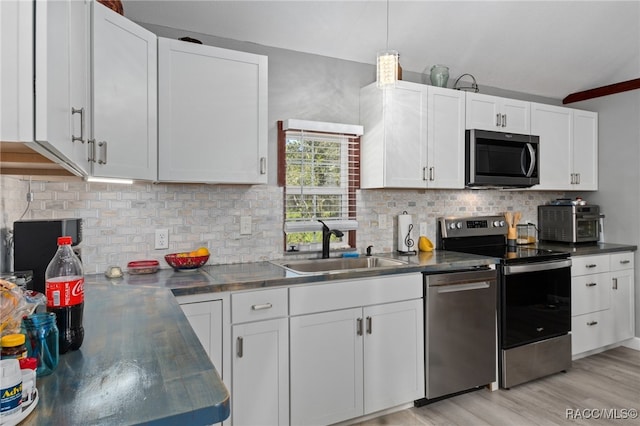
top-left (465, 129), bottom-right (540, 188)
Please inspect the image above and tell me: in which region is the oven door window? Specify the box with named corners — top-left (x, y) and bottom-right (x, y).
top-left (501, 266), bottom-right (571, 349)
top-left (576, 219), bottom-right (599, 240)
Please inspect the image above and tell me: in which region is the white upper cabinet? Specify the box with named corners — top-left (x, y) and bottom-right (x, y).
top-left (466, 92), bottom-right (530, 134)
top-left (1, 0), bottom-right (33, 143)
top-left (532, 103), bottom-right (598, 190)
top-left (91, 1), bottom-right (158, 180)
top-left (34, 0), bottom-right (91, 175)
top-left (157, 38), bottom-right (268, 183)
top-left (359, 81), bottom-right (464, 189)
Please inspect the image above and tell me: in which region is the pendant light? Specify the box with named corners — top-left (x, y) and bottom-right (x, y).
top-left (376, 0), bottom-right (398, 88)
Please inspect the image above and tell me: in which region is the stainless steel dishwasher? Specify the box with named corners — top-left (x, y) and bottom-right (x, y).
top-left (422, 267), bottom-right (498, 401)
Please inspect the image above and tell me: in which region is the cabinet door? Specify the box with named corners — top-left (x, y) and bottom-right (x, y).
top-left (501, 98), bottom-right (530, 134)
top-left (232, 318), bottom-right (288, 426)
top-left (34, 0), bottom-right (90, 175)
top-left (158, 38), bottom-right (267, 183)
top-left (381, 82), bottom-right (428, 188)
top-left (426, 86), bottom-right (464, 188)
top-left (290, 308), bottom-right (363, 426)
top-left (465, 93), bottom-right (501, 131)
top-left (1, 0), bottom-right (33, 143)
top-left (363, 299), bottom-right (424, 414)
top-left (572, 110), bottom-right (598, 190)
top-left (92, 1), bottom-right (157, 180)
top-left (531, 103), bottom-right (572, 190)
top-left (611, 268), bottom-right (635, 342)
top-left (180, 299), bottom-right (223, 376)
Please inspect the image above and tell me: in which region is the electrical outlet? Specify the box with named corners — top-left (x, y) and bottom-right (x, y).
top-left (155, 229), bottom-right (169, 249)
top-left (378, 214), bottom-right (387, 229)
top-left (420, 222), bottom-right (427, 236)
top-left (240, 216), bottom-right (252, 235)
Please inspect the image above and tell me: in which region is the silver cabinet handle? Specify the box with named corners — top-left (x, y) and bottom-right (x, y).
top-left (587, 321), bottom-right (598, 326)
top-left (237, 336), bottom-right (243, 358)
top-left (620, 260), bottom-right (631, 264)
top-left (72, 107), bottom-right (85, 143)
top-left (585, 282), bottom-right (597, 287)
top-left (356, 318), bottom-right (363, 336)
top-left (570, 173), bottom-right (575, 184)
top-left (260, 157), bottom-right (267, 174)
top-left (585, 264), bottom-right (597, 268)
top-left (613, 277), bottom-right (618, 290)
top-left (251, 303), bottom-right (272, 311)
top-left (501, 114), bottom-right (507, 127)
top-left (429, 167), bottom-right (435, 181)
top-left (88, 139), bottom-right (96, 162)
top-left (97, 141), bottom-right (107, 165)
top-left (576, 173), bottom-right (580, 184)
top-left (496, 113), bottom-right (502, 127)
top-left (366, 316), bottom-right (372, 334)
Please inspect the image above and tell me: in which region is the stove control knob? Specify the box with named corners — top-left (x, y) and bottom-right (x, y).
top-left (456, 222), bottom-right (463, 229)
top-left (448, 223), bottom-right (457, 230)
top-left (493, 220), bottom-right (505, 227)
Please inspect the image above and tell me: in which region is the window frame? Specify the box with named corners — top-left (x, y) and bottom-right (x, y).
top-left (277, 120), bottom-right (360, 251)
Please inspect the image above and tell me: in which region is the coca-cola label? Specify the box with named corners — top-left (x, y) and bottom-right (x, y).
top-left (46, 276), bottom-right (84, 307)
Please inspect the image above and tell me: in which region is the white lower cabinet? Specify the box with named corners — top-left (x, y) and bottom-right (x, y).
top-left (571, 252), bottom-right (635, 356)
top-left (230, 288), bottom-right (289, 426)
top-left (289, 274), bottom-right (424, 425)
top-left (232, 318), bottom-right (289, 426)
top-left (178, 298), bottom-right (223, 373)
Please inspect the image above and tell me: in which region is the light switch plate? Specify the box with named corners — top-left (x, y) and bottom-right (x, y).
top-left (240, 216), bottom-right (252, 235)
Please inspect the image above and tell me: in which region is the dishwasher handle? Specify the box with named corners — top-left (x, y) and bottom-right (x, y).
top-left (436, 281), bottom-right (491, 293)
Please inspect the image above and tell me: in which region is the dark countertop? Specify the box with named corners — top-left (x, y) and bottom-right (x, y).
top-left (21, 283), bottom-right (230, 426)
top-left (111, 250), bottom-right (501, 296)
top-left (536, 242), bottom-right (637, 256)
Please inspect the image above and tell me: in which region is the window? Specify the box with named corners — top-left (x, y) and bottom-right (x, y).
top-left (278, 119), bottom-right (362, 252)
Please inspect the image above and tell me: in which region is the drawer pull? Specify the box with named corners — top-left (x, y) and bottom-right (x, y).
top-left (613, 277), bottom-right (618, 290)
top-left (366, 316), bottom-right (372, 334)
top-left (357, 318), bottom-right (363, 336)
top-left (587, 321), bottom-right (598, 326)
top-left (251, 303), bottom-right (273, 311)
top-left (585, 282), bottom-right (597, 287)
top-left (585, 264), bottom-right (597, 268)
top-left (620, 260), bottom-right (631, 264)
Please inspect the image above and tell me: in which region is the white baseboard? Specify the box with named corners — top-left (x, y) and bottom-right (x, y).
top-left (622, 336), bottom-right (640, 351)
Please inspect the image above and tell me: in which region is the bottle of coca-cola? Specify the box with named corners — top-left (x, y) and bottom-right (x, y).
top-left (45, 236), bottom-right (84, 354)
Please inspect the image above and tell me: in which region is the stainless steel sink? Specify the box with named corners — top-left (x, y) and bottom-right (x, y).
top-left (271, 256), bottom-right (407, 274)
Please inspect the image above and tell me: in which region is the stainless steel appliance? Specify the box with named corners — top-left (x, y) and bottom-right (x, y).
top-left (424, 267), bottom-right (497, 400)
top-left (466, 129), bottom-right (540, 188)
top-left (13, 218), bottom-right (82, 294)
top-left (437, 215), bottom-right (572, 389)
top-left (538, 204), bottom-right (603, 243)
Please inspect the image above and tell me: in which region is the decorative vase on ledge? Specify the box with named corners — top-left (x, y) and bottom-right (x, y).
top-left (430, 65), bottom-right (449, 88)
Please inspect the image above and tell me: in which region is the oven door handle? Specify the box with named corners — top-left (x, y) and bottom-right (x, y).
top-left (436, 282), bottom-right (491, 293)
top-left (577, 214), bottom-right (605, 220)
top-left (503, 259), bottom-right (572, 275)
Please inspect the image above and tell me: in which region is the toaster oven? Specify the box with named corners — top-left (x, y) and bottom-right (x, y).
top-left (538, 205), bottom-right (603, 243)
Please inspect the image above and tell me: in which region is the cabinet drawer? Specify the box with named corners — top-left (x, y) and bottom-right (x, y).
top-left (571, 273), bottom-right (611, 316)
top-left (231, 288), bottom-right (288, 324)
top-left (571, 254), bottom-right (609, 276)
top-left (289, 273), bottom-right (422, 316)
top-left (610, 252), bottom-right (634, 272)
top-left (571, 310), bottom-right (615, 355)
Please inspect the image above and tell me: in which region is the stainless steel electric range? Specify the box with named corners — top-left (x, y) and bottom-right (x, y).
top-left (437, 215), bottom-right (572, 388)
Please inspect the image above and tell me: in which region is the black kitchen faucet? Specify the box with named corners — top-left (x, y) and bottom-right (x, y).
top-left (318, 220), bottom-right (344, 259)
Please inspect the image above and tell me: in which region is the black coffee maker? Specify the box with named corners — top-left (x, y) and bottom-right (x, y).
top-left (13, 218), bottom-right (82, 294)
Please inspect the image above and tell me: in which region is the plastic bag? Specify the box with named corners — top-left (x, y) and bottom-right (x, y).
top-left (0, 279), bottom-right (46, 336)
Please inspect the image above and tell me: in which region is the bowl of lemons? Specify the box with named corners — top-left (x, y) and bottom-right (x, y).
top-left (165, 247), bottom-right (210, 271)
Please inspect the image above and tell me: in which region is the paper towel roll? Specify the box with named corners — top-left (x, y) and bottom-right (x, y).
top-left (397, 213), bottom-right (414, 252)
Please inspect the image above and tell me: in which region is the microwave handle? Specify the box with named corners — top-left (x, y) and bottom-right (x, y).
top-left (521, 143), bottom-right (536, 177)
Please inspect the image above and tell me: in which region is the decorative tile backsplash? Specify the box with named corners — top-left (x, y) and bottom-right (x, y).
top-left (0, 176), bottom-right (562, 274)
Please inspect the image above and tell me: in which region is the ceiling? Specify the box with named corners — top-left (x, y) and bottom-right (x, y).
top-left (122, 1), bottom-right (640, 100)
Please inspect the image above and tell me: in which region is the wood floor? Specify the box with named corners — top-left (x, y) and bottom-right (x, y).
top-left (356, 346), bottom-right (640, 426)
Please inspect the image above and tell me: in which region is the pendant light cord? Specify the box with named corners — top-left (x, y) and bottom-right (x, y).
top-left (385, 0), bottom-right (390, 50)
